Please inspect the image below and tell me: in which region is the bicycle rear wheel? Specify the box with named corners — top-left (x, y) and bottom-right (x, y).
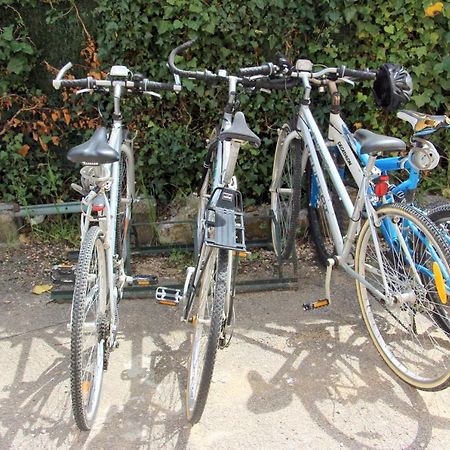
top-left (355, 203), bottom-right (450, 391)
top-left (186, 247), bottom-right (228, 423)
top-left (306, 158), bottom-right (346, 267)
top-left (270, 121), bottom-right (302, 259)
top-left (71, 226), bottom-right (108, 430)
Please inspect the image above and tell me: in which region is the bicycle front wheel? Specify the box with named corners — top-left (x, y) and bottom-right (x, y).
top-left (270, 121), bottom-right (302, 259)
top-left (355, 203), bottom-right (450, 391)
top-left (115, 145), bottom-right (134, 268)
top-left (306, 158), bottom-right (346, 267)
top-left (71, 226), bottom-right (108, 430)
top-left (186, 247), bottom-right (228, 424)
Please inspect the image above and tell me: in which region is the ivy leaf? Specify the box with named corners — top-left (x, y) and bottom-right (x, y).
top-left (384, 25), bottom-right (395, 34)
top-left (411, 93), bottom-right (430, 108)
top-left (157, 20), bottom-right (171, 34)
top-left (173, 19), bottom-right (183, 29)
top-left (434, 56), bottom-right (450, 74)
top-left (1, 25), bottom-right (14, 42)
top-left (7, 55), bottom-right (28, 74)
top-left (344, 7), bottom-right (357, 23)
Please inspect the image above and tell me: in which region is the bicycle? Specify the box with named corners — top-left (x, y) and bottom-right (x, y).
top-left (271, 62), bottom-right (448, 266)
top-left (269, 60), bottom-right (450, 391)
top-left (155, 40), bottom-right (294, 423)
top-left (52, 62), bottom-right (180, 430)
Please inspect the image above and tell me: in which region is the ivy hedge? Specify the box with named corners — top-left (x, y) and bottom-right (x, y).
top-left (1, 0), bottom-right (449, 207)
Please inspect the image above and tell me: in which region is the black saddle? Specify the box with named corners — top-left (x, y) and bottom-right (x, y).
top-left (219, 111), bottom-right (261, 148)
top-left (67, 127), bottom-right (120, 164)
top-left (354, 129), bottom-right (406, 155)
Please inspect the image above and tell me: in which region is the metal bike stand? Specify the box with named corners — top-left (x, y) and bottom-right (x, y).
top-left (51, 216), bottom-right (299, 302)
top-left (270, 210), bottom-right (299, 281)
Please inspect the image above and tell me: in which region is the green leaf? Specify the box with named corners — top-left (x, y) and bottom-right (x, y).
top-left (173, 19), bottom-right (183, 29)
top-left (384, 24), bottom-right (395, 34)
top-left (434, 56), bottom-right (450, 74)
top-left (344, 7), bottom-right (357, 22)
top-left (7, 55), bottom-right (28, 74)
top-left (1, 25), bottom-right (14, 42)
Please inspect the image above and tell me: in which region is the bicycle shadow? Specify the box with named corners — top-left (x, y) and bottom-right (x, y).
top-left (81, 302), bottom-right (193, 449)
top-left (236, 273), bottom-right (450, 449)
top-left (0, 304), bottom-right (79, 448)
top-left (0, 296), bottom-right (192, 449)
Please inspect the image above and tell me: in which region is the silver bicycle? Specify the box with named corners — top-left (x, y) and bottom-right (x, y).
top-left (155, 40), bottom-right (294, 423)
top-left (53, 63), bottom-right (180, 430)
top-left (270, 60), bottom-right (450, 391)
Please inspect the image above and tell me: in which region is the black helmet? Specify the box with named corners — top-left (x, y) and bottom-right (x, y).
top-left (373, 63), bottom-right (413, 112)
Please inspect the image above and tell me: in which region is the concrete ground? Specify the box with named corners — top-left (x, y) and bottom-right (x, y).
top-left (1, 244), bottom-right (450, 449)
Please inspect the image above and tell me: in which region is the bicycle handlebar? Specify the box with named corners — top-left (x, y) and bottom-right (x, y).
top-left (336, 67), bottom-right (377, 81)
top-left (168, 39), bottom-right (219, 82)
top-left (168, 40), bottom-right (301, 92)
top-left (52, 63), bottom-right (181, 93)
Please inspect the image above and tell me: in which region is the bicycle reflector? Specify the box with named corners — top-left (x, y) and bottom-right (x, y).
top-left (432, 262), bottom-right (448, 305)
top-left (92, 203), bottom-right (105, 212)
top-left (374, 175), bottom-right (390, 197)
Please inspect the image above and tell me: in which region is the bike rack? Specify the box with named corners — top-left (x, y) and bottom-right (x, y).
top-left (50, 215), bottom-right (299, 302)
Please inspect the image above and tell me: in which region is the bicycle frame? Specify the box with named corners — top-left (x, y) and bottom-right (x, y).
top-left (183, 76), bottom-right (242, 321)
top-left (327, 111), bottom-right (421, 202)
top-left (284, 72), bottom-right (450, 301)
top-left (77, 82), bottom-right (135, 342)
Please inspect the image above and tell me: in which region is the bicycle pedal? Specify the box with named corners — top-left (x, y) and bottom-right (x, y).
top-left (303, 299), bottom-right (330, 311)
top-left (155, 287), bottom-right (181, 306)
top-left (51, 263), bottom-right (75, 284)
top-left (232, 250), bottom-right (251, 258)
top-left (132, 275), bottom-right (159, 286)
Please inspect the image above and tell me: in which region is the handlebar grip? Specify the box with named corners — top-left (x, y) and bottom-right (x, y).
top-left (167, 39), bottom-right (217, 81)
top-left (144, 80), bottom-right (180, 92)
top-left (338, 67), bottom-right (377, 81)
top-left (58, 78), bottom-right (91, 89)
top-left (256, 77), bottom-right (301, 90)
top-left (241, 77), bottom-right (300, 90)
top-left (168, 39), bottom-right (197, 76)
top-left (238, 63), bottom-right (274, 77)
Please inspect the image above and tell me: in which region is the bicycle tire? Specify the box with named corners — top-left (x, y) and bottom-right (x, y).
top-left (71, 226), bottom-right (108, 430)
top-left (305, 158), bottom-right (346, 267)
top-left (355, 203), bottom-right (450, 391)
top-left (115, 148), bottom-right (133, 267)
top-left (424, 201), bottom-right (450, 333)
top-left (186, 247), bottom-right (228, 424)
top-left (270, 121), bottom-right (302, 259)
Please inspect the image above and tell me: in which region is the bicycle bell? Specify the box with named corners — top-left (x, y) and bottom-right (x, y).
top-left (408, 137), bottom-right (440, 171)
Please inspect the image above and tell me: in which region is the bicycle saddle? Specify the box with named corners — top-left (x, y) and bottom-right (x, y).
top-left (397, 110), bottom-right (450, 134)
top-left (354, 129), bottom-right (406, 155)
top-left (67, 127), bottom-right (120, 164)
top-left (219, 111), bottom-right (261, 148)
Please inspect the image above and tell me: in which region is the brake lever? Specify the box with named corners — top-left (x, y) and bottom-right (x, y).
top-left (76, 88), bottom-right (94, 95)
top-left (53, 62), bottom-right (73, 89)
top-left (143, 91), bottom-right (162, 99)
top-left (342, 77), bottom-right (355, 87)
top-left (173, 73), bottom-right (181, 86)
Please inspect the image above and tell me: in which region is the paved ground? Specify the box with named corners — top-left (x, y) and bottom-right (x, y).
top-left (1, 243), bottom-right (450, 449)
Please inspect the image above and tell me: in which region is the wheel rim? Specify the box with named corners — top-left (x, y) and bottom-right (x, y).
top-left (77, 236), bottom-right (107, 425)
top-left (116, 153), bottom-right (132, 263)
top-left (187, 249), bottom-right (217, 415)
top-left (271, 133), bottom-right (301, 258)
top-left (357, 210), bottom-right (450, 389)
